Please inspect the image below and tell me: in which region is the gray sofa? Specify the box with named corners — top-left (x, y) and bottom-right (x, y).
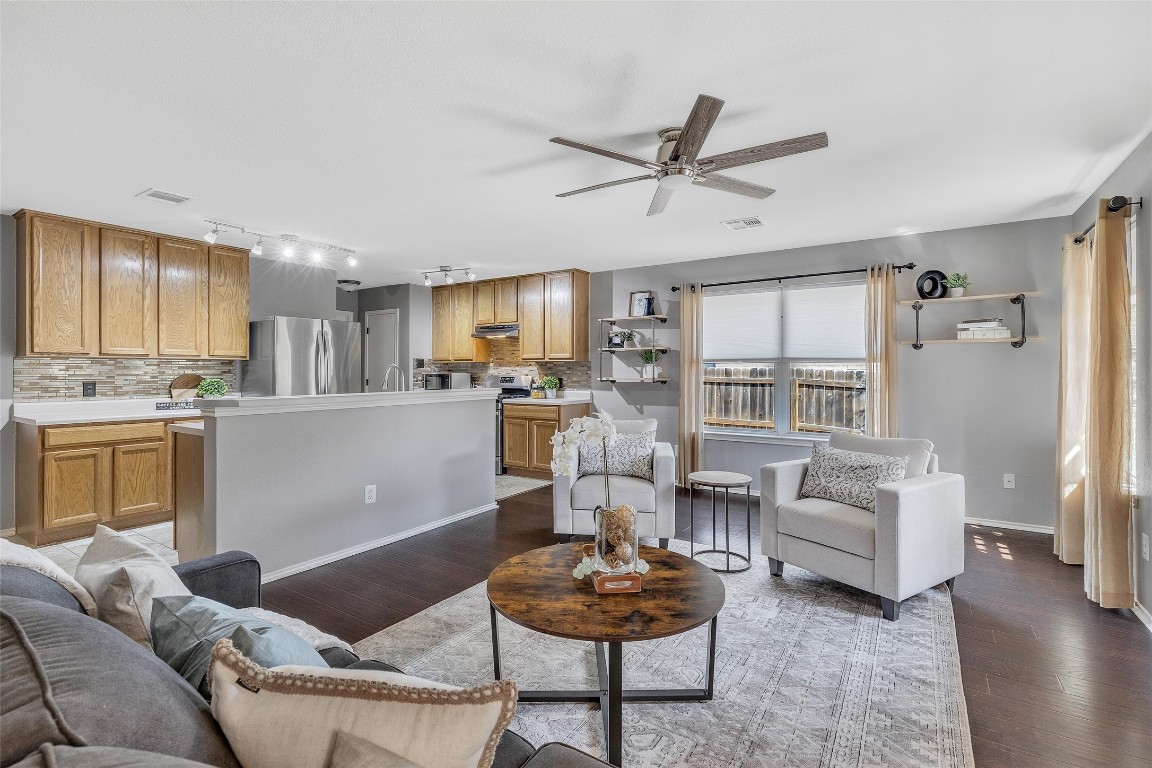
top-left (0, 552), bottom-right (608, 768)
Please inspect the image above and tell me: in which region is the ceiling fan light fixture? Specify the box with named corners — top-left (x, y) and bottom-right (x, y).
top-left (656, 170), bottom-right (695, 189)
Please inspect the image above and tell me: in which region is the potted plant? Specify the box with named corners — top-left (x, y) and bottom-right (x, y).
top-left (196, 378), bottom-right (229, 398)
top-left (943, 272), bottom-right (970, 298)
top-left (540, 375), bottom-right (560, 399)
top-left (617, 330), bottom-right (637, 348)
top-left (639, 349), bottom-right (662, 380)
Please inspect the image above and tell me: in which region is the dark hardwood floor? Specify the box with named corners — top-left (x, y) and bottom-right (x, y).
top-left (262, 486), bottom-right (1152, 768)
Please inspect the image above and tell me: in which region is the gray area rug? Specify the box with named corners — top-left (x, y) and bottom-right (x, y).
top-left (354, 540), bottom-right (974, 768)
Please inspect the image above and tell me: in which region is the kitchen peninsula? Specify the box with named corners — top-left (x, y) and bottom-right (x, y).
top-left (173, 388), bottom-right (497, 580)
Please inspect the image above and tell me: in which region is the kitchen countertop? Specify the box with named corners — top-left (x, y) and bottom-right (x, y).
top-left (504, 393), bottom-right (594, 405)
top-left (168, 420), bottom-right (205, 436)
top-left (13, 398), bottom-right (202, 426)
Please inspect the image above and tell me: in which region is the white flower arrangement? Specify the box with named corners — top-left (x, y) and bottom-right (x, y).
top-left (550, 412), bottom-right (618, 476)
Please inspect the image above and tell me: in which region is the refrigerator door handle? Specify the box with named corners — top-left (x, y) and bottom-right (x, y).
top-left (322, 324), bottom-right (334, 395)
top-left (315, 330), bottom-right (327, 394)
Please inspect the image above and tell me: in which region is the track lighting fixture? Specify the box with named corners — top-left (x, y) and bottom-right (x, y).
top-left (420, 266), bottom-right (477, 286)
top-left (202, 220), bottom-right (356, 266)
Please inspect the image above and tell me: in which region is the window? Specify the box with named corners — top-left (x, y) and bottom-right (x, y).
top-left (703, 283), bottom-right (867, 435)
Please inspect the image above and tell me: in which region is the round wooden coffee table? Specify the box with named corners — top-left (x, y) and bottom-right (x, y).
top-left (487, 543), bottom-right (725, 767)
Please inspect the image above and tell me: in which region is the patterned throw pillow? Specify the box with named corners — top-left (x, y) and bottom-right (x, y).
top-left (800, 443), bottom-right (909, 512)
top-left (578, 431), bottom-right (656, 480)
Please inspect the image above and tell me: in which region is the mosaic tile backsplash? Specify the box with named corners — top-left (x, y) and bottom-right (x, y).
top-left (13, 358), bottom-right (238, 401)
top-left (433, 337), bottom-right (592, 389)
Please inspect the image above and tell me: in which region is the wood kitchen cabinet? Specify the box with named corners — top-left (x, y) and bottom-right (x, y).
top-left (494, 278), bottom-right (518, 323)
top-left (15, 211), bottom-right (250, 360)
top-left (519, 270), bottom-right (589, 361)
top-left (16, 419), bottom-right (183, 546)
top-left (474, 281), bottom-right (495, 325)
top-left (157, 238), bottom-right (209, 357)
top-left (15, 212), bottom-right (100, 356)
top-left (207, 246), bottom-right (250, 358)
top-left (100, 228), bottom-right (158, 356)
top-left (431, 284), bottom-right (490, 362)
top-left (502, 402), bottom-right (590, 478)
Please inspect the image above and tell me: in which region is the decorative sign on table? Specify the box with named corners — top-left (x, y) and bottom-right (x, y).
top-left (155, 401), bottom-right (198, 411)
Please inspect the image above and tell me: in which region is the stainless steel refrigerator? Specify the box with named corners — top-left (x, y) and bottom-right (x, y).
top-left (239, 317), bottom-right (362, 396)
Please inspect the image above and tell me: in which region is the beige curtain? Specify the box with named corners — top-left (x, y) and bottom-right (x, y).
top-left (1055, 234), bottom-right (1091, 565)
top-left (1082, 200), bottom-right (1134, 608)
top-left (677, 283), bottom-right (704, 486)
top-left (864, 264), bottom-right (898, 437)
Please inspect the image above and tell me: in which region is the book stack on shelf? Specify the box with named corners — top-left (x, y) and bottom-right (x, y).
top-left (956, 318), bottom-right (1011, 340)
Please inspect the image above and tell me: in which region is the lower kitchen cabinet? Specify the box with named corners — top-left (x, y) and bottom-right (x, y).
top-left (15, 419), bottom-right (186, 546)
top-left (502, 402), bottom-right (590, 478)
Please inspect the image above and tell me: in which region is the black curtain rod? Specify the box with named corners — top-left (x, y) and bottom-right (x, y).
top-left (1073, 196), bottom-right (1143, 244)
top-left (670, 262), bottom-right (916, 292)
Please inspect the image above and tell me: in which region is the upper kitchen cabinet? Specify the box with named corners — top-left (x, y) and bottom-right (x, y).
top-left (157, 238), bottom-right (208, 357)
top-left (494, 278), bottom-right (518, 323)
top-left (207, 246), bottom-right (250, 358)
top-left (474, 281), bottom-right (495, 325)
top-left (431, 284), bottom-right (490, 362)
top-left (100, 228), bottom-right (158, 356)
top-left (519, 270), bottom-right (589, 361)
top-left (15, 212), bottom-right (100, 356)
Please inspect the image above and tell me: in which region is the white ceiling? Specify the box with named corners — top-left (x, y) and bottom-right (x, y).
top-left (3, 2), bottom-right (1151, 289)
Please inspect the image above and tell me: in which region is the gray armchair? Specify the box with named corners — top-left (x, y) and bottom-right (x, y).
top-left (552, 418), bottom-right (676, 548)
top-left (760, 432), bottom-right (965, 620)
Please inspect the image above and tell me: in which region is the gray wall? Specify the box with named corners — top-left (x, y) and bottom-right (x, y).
top-left (356, 284), bottom-right (433, 387)
top-left (1070, 131), bottom-right (1152, 614)
top-left (1, 216), bottom-right (15, 531)
top-left (336, 287), bottom-right (358, 313)
top-left (591, 216), bottom-right (1068, 530)
top-left (248, 257), bottom-right (339, 321)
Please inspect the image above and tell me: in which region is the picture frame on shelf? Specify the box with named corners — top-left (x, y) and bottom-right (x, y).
top-left (629, 290), bottom-right (655, 317)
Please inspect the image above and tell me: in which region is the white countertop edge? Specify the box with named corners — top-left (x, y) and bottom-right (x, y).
top-left (504, 395), bottom-right (594, 405)
top-left (196, 388), bottom-right (499, 417)
top-left (13, 398), bottom-right (202, 425)
top-left (168, 421), bottom-right (205, 435)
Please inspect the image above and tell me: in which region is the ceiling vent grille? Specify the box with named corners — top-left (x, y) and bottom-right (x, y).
top-left (136, 188), bottom-right (191, 205)
top-left (720, 217), bottom-right (764, 231)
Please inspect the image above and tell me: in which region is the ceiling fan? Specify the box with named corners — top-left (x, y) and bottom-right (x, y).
top-left (550, 94), bottom-right (828, 216)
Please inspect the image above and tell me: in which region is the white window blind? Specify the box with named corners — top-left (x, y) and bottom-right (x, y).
top-left (782, 283), bottom-right (866, 358)
top-left (702, 290), bottom-right (782, 359)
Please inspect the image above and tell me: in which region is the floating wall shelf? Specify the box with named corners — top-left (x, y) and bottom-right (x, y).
top-left (903, 292), bottom-right (1039, 349)
top-left (597, 315), bottom-right (669, 384)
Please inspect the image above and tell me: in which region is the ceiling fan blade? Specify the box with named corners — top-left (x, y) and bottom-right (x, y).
top-left (670, 94), bottom-right (725, 165)
top-left (647, 186), bottom-right (675, 216)
top-left (556, 175), bottom-right (655, 197)
top-left (550, 137), bottom-right (663, 170)
top-left (696, 132), bottom-right (829, 173)
top-left (693, 173), bottom-right (776, 199)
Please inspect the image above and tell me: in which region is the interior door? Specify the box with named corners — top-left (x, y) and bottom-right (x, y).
top-left (364, 309), bottom-right (400, 392)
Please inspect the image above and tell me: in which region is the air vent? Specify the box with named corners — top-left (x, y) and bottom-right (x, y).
top-left (720, 217), bottom-right (764, 231)
top-left (136, 188), bottom-right (191, 205)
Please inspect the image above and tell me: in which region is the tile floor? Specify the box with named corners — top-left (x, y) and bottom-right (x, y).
top-left (4, 521), bottom-right (178, 575)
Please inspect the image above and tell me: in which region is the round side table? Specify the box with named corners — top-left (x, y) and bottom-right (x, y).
top-left (688, 470), bottom-right (753, 573)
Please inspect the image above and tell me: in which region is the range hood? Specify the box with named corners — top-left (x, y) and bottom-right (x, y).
top-left (472, 324), bottom-right (519, 339)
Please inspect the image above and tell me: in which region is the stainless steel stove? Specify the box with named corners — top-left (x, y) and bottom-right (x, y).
top-left (487, 375), bottom-right (533, 474)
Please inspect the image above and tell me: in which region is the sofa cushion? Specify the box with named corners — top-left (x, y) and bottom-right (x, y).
top-left (152, 596), bottom-right (327, 699)
top-left (0, 565), bottom-right (86, 614)
top-left (801, 443), bottom-right (909, 512)
top-left (571, 474), bottom-right (655, 512)
top-left (777, 497), bottom-right (877, 559)
top-left (828, 432), bottom-right (934, 478)
top-left (208, 639), bottom-right (517, 768)
top-left (0, 540), bottom-right (96, 615)
top-left (0, 596), bottom-right (239, 768)
top-left (11, 744), bottom-right (215, 767)
top-left (74, 525), bottom-right (191, 648)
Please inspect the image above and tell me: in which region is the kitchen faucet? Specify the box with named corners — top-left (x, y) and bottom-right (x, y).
top-left (382, 364), bottom-right (407, 392)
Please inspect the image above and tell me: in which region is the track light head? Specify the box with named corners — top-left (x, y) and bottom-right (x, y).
top-left (444, 272), bottom-right (454, 284)
top-left (423, 274), bottom-right (432, 286)
top-left (311, 249), bottom-right (324, 263)
top-left (250, 238), bottom-right (263, 257)
top-left (466, 270), bottom-right (477, 281)
top-left (347, 256), bottom-right (358, 266)
top-left (203, 226), bottom-right (219, 244)
top-left (282, 245), bottom-right (294, 258)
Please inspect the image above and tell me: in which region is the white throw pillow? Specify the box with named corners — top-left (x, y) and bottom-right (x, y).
top-left (578, 431), bottom-right (656, 480)
top-left (801, 443), bottom-right (909, 512)
top-left (209, 639), bottom-right (518, 768)
top-left (328, 732), bottom-right (422, 768)
top-left (74, 525), bottom-right (191, 648)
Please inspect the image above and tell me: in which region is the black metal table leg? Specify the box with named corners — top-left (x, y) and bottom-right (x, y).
top-left (489, 602), bottom-right (501, 680)
top-left (608, 642), bottom-right (622, 767)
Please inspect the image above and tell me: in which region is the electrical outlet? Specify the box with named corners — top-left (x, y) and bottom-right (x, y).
top-left (1142, 533), bottom-right (1149, 562)
top-left (364, 484), bottom-right (377, 504)
top-left (1003, 474), bottom-right (1016, 490)
top-left (82, 381), bottom-right (96, 397)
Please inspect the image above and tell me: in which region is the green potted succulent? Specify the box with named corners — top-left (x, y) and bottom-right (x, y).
top-left (617, 330), bottom-right (637, 348)
top-left (943, 272), bottom-right (970, 298)
top-left (638, 349), bottom-right (663, 380)
top-left (196, 378), bottom-right (229, 399)
top-left (540, 375), bottom-right (560, 399)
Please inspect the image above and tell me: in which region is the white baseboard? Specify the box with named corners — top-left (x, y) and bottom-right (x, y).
top-left (261, 502), bottom-right (499, 583)
top-left (1134, 601), bottom-right (1152, 634)
top-left (0, 528), bottom-right (14, 539)
top-left (964, 517), bottom-right (1054, 534)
